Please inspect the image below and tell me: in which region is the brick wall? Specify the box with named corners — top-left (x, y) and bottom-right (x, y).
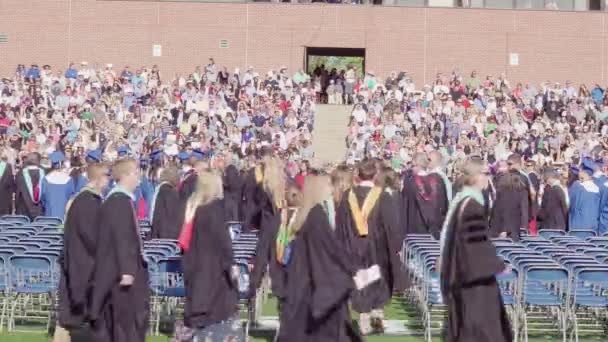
top-left (0, 0), bottom-right (606, 85)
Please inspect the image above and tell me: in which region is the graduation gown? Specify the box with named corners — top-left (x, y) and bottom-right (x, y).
top-left (89, 191), bottom-right (149, 342)
top-left (278, 204), bottom-right (362, 342)
top-left (401, 172), bottom-right (447, 238)
top-left (183, 199), bottom-right (238, 328)
top-left (537, 184), bottom-right (568, 231)
top-left (41, 171), bottom-right (73, 219)
top-left (336, 185), bottom-right (405, 313)
top-left (490, 173), bottom-right (529, 241)
top-left (58, 189), bottom-right (104, 330)
top-left (440, 197), bottom-right (512, 342)
top-left (178, 170), bottom-right (198, 202)
top-left (151, 183), bottom-right (182, 239)
top-left (594, 175), bottom-right (608, 234)
top-left (242, 167), bottom-right (264, 229)
top-left (249, 191), bottom-right (287, 300)
top-left (223, 165), bottom-right (243, 222)
top-left (0, 162), bottom-right (15, 215)
top-left (15, 166), bottom-right (44, 219)
top-left (569, 180), bottom-right (601, 232)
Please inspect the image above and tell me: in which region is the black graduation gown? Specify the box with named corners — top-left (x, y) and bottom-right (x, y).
top-left (249, 191), bottom-right (287, 300)
top-left (537, 184), bottom-right (568, 231)
top-left (335, 186), bottom-right (405, 313)
top-left (429, 172), bottom-right (450, 221)
top-left (0, 164), bottom-right (15, 215)
top-left (183, 199), bottom-right (238, 328)
top-left (490, 174), bottom-right (529, 241)
top-left (401, 173), bottom-right (445, 238)
top-left (151, 183), bottom-right (182, 239)
top-left (242, 168), bottom-right (264, 229)
top-left (518, 171), bottom-right (537, 222)
top-left (58, 190), bottom-right (104, 332)
top-left (178, 170), bottom-right (198, 202)
top-left (15, 167), bottom-right (43, 219)
top-left (278, 204), bottom-right (362, 342)
top-left (89, 192), bottom-right (149, 342)
top-left (440, 198), bottom-right (512, 342)
top-left (223, 165), bottom-right (243, 222)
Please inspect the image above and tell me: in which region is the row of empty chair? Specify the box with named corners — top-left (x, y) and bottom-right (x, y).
top-left (403, 230), bottom-right (608, 342)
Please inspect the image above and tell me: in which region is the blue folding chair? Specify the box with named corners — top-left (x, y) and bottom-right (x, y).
top-left (0, 216), bottom-right (29, 225)
top-left (569, 267), bottom-right (608, 342)
top-left (569, 230), bottom-right (596, 240)
top-left (8, 255), bottom-right (57, 331)
top-left (150, 257), bottom-right (184, 335)
top-left (33, 217), bottom-right (63, 226)
top-left (539, 230), bottom-right (566, 239)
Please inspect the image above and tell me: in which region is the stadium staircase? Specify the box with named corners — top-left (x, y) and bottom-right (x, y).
top-left (311, 104), bottom-right (351, 165)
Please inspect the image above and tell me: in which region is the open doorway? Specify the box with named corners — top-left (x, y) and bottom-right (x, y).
top-left (305, 47), bottom-right (365, 104)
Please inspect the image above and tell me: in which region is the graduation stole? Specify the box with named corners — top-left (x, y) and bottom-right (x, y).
top-left (0, 161), bottom-right (6, 179)
top-left (433, 167), bottom-right (453, 201)
top-left (276, 207), bottom-right (298, 265)
top-left (555, 182), bottom-right (570, 208)
top-left (149, 182), bottom-right (170, 222)
top-left (323, 197), bottom-right (336, 230)
top-left (348, 187), bottom-right (382, 237)
top-left (23, 166), bottom-right (45, 204)
top-left (439, 186), bottom-right (485, 270)
top-left (254, 166), bottom-right (263, 184)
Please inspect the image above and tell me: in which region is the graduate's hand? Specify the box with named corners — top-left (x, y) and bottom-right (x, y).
top-left (499, 232), bottom-right (508, 238)
top-left (501, 264), bottom-right (513, 275)
top-left (119, 274), bottom-right (135, 287)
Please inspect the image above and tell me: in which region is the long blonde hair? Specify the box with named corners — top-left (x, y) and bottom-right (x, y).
top-left (330, 165), bottom-right (353, 204)
top-left (291, 175), bottom-right (333, 233)
top-left (185, 171), bottom-right (223, 221)
top-left (262, 156), bottom-right (286, 209)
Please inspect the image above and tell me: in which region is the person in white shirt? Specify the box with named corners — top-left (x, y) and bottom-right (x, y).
top-left (352, 104), bottom-right (367, 124)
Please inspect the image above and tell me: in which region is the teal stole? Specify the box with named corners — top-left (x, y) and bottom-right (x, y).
top-left (439, 186), bottom-right (485, 267)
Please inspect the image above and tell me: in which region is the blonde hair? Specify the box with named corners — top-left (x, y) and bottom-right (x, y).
top-left (291, 175), bottom-right (333, 233)
top-left (262, 157), bottom-right (286, 209)
top-left (87, 162), bottom-right (109, 182)
top-left (456, 159), bottom-right (484, 188)
top-left (111, 159), bottom-right (137, 181)
top-left (331, 165), bottom-right (353, 204)
top-left (185, 171), bottom-right (224, 221)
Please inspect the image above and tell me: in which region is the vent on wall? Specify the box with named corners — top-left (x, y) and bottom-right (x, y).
top-left (0, 34), bottom-right (7, 43)
top-left (219, 39), bottom-right (229, 49)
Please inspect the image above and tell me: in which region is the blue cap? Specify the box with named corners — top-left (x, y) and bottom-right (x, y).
top-left (570, 165), bottom-right (579, 176)
top-left (86, 149), bottom-right (102, 163)
top-left (117, 146), bottom-right (129, 155)
top-left (192, 149), bottom-right (205, 160)
top-left (595, 158), bottom-right (604, 168)
top-left (581, 158), bottom-right (597, 175)
top-left (178, 152), bottom-right (190, 161)
top-left (49, 151), bottom-right (65, 165)
top-left (151, 150), bottom-right (163, 161)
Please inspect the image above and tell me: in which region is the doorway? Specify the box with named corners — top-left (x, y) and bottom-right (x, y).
top-left (304, 47), bottom-right (366, 104)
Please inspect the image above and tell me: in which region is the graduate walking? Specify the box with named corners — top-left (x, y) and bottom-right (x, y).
top-left (537, 168), bottom-right (569, 231)
top-left (569, 160), bottom-right (601, 233)
top-left (15, 152), bottom-right (45, 220)
top-left (439, 159), bottom-right (513, 342)
top-left (150, 166), bottom-right (182, 239)
top-left (56, 163), bottom-right (110, 342)
top-left (181, 171), bottom-right (244, 341)
top-left (42, 152), bottom-right (73, 219)
top-left (90, 159), bottom-right (149, 342)
top-left (0, 151), bottom-right (15, 216)
top-left (336, 159), bottom-right (405, 335)
top-left (278, 175), bottom-right (378, 342)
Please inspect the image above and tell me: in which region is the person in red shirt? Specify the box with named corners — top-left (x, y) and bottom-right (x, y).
top-left (294, 160), bottom-right (310, 189)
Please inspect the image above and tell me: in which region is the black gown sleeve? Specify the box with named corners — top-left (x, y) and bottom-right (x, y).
top-left (107, 197), bottom-right (139, 278)
top-left (457, 199), bottom-right (505, 285)
top-left (537, 186), bottom-right (552, 226)
top-left (249, 200), bottom-right (280, 292)
top-left (64, 194), bottom-right (101, 307)
top-left (379, 192), bottom-right (407, 292)
top-left (306, 205), bottom-right (356, 320)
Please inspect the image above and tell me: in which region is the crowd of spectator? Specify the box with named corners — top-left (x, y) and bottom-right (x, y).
top-left (0, 60), bottom-right (317, 175)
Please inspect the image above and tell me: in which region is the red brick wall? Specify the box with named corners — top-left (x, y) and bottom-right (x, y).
top-left (0, 0), bottom-right (606, 85)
